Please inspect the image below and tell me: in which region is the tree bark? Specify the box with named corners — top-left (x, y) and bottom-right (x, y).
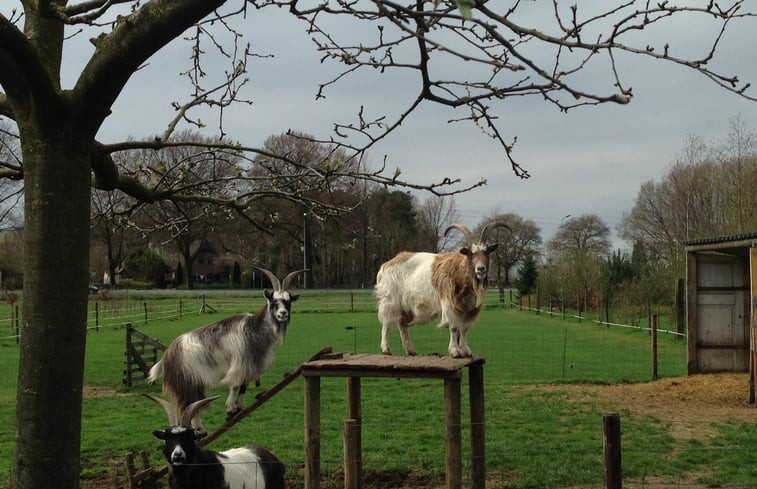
top-left (15, 136), bottom-right (91, 489)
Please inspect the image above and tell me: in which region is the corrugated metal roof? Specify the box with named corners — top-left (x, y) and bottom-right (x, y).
top-left (683, 231), bottom-right (757, 247)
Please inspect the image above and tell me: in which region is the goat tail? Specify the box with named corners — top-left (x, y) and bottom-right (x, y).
top-left (146, 360), bottom-right (163, 385)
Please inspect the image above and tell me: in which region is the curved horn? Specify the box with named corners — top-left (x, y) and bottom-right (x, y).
top-left (281, 269), bottom-right (308, 290)
top-left (144, 394), bottom-right (178, 427)
top-left (444, 223), bottom-right (475, 243)
top-left (480, 221), bottom-right (512, 242)
top-left (180, 396), bottom-right (220, 428)
top-left (256, 267), bottom-right (281, 292)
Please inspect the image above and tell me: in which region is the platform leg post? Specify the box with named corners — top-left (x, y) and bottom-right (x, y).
top-left (305, 376), bottom-right (321, 489)
top-left (445, 377), bottom-right (462, 489)
top-left (470, 362), bottom-right (486, 489)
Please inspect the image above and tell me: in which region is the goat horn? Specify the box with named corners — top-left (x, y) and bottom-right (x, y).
top-left (144, 394), bottom-right (178, 427)
top-left (444, 223), bottom-right (475, 243)
top-left (281, 269), bottom-right (308, 290)
top-left (180, 395), bottom-right (220, 428)
top-left (256, 267), bottom-right (282, 292)
top-left (480, 221), bottom-right (512, 242)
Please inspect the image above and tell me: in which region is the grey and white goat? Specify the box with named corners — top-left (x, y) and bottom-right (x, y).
top-left (146, 394), bottom-right (285, 489)
top-left (148, 267), bottom-right (305, 429)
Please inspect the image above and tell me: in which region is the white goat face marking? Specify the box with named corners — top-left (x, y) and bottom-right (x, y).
top-left (470, 248), bottom-right (490, 281)
top-left (271, 291), bottom-right (291, 322)
top-left (170, 444), bottom-right (187, 465)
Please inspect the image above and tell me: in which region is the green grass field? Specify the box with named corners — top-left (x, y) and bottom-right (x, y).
top-left (2, 292), bottom-right (755, 488)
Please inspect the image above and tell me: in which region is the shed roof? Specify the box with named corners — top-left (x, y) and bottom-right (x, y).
top-left (683, 231), bottom-right (757, 247)
top-left (684, 231), bottom-right (757, 257)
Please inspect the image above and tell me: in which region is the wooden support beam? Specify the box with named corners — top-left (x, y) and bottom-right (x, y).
top-left (343, 418), bottom-right (361, 489)
top-left (445, 378), bottom-right (462, 489)
top-left (469, 361), bottom-right (486, 489)
top-left (305, 375), bottom-right (321, 489)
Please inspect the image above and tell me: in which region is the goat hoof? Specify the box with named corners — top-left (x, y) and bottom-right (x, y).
top-left (226, 409), bottom-right (241, 420)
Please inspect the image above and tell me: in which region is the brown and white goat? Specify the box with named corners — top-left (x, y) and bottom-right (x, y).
top-left (148, 267), bottom-right (305, 430)
top-left (375, 222), bottom-right (509, 357)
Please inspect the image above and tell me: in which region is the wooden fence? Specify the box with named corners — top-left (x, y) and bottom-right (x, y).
top-left (123, 323), bottom-right (167, 387)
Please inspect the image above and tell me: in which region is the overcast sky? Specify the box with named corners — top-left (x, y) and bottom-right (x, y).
top-left (61, 2), bottom-right (757, 250)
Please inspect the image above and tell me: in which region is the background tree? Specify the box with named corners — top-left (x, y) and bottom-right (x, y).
top-left (480, 212), bottom-right (542, 295)
top-left (547, 214), bottom-right (611, 315)
top-left (516, 253), bottom-right (539, 307)
top-left (599, 250), bottom-right (633, 323)
top-left (619, 117), bottom-right (757, 279)
top-left (121, 247), bottom-right (170, 287)
top-left (90, 187), bottom-right (136, 287)
top-left (416, 195), bottom-right (460, 253)
top-left (3, 2), bottom-right (757, 489)
top-left (0, 121), bottom-right (22, 231)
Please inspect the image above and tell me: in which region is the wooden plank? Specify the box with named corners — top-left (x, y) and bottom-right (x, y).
top-left (303, 353), bottom-right (483, 379)
top-left (130, 330), bottom-right (168, 351)
top-left (687, 251), bottom-right (698, 374)
top-left (201, 347), bottom-right (333, 447)
top-left (128, 343), bottom-right (151, 376)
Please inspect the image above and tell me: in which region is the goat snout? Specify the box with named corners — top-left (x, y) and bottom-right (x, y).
top-left (170, 447), bottom-right (187, 465)
top-left (275, 309), bottom-right (289, 322)
top-left (475, 264), bottom-right (487, 279)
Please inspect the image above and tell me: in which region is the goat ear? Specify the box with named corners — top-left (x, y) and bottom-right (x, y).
top-left (194, 429), bottom-right (208, 440)
top-left (486, 243), bottom-right (499, 253)
top-left (290, 293), bottom-right (300, 302)
top-left (264, 289), bottom-right (274, 301)
top-left (152, 430), bottom-right (167, 440)
top-left (459, 247), bottom-right (472, 257)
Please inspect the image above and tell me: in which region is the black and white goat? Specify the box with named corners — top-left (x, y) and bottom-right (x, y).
top-left (146, 394), bottom-right (285, 489)
top-left (148, 267), bottom-right (305, 429)
top-left (375, 222), bottom-right (509, 357)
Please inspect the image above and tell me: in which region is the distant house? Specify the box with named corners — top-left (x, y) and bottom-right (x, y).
top-left (186, 239), bottom-right (243, 285)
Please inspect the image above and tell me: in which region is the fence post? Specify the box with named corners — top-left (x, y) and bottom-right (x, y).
top-left (603, 412), bottom-right (622, 489)
top-left (15, 304), bottom-right (20, 344)
top-left (125, 322), bottom-right (133, 387)
top-left (144, 302), bottom-right (148, 323)
top-left (95, 302), bottom-right (100, 331)
top-left (652, 314), bottom-right (658, 380)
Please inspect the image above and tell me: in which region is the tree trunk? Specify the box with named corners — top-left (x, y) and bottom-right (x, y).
top-left (14, 140), bottom-right (91, 489)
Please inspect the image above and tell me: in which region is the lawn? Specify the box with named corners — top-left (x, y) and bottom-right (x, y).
top-left (4, 291), bottom-right (753, 488)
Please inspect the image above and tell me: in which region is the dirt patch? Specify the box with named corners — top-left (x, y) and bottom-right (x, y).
top-left (528, 372), bottom-right (757, 425)
top-left (83, 385), bottom-right (132, 398)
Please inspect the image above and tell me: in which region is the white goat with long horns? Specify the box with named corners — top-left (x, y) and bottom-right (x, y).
top-left (148, 267), bottom-right (305, 429)
top-left (375, 222), bottom-right (509, 357)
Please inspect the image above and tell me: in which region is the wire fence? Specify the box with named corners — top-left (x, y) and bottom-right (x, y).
top-left (0, 288), bottom-right (683, 342)
top-left (4, 290), bottom-right (756, 488)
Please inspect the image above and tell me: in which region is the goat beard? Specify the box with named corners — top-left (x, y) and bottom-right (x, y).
top-left (275, 322), bottom-right (288, 341)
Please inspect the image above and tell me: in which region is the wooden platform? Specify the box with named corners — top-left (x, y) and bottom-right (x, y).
top-left (302, 353), bottom-right (486, 489)
top-left (303, 352), bottom-right (483, 378)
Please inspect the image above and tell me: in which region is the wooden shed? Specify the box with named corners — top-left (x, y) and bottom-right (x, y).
top-left (685, 232), bottom-right (757, 400)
